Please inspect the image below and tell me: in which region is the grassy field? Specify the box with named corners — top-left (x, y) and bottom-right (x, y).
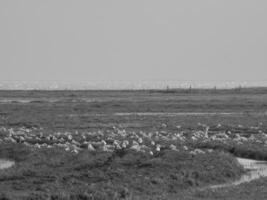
top-left (0, 88), bottom-right (267, 199)
top-left (0, 88), bottom-right (267, 131)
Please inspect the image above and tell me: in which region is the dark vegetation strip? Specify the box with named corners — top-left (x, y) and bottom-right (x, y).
top-left (0, 142), bottom-right (243, 200)
top-left (193, 140), bottom-right (267, 161)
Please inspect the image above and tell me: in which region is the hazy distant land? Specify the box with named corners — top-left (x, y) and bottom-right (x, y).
top-left (1, 80), bottom-right (267, 90)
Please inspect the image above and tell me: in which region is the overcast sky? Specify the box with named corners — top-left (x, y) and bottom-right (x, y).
top-left (0, 1), bottom-right (266, 83)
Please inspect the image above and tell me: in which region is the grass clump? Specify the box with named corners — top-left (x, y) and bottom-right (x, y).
top-left (0, 143), bottom-right (244, 199)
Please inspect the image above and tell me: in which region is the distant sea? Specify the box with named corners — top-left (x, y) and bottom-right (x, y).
top-left (0, 81), bottom-right (267, 90)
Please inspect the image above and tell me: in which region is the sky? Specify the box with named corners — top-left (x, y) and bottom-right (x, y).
top-left (0, 1), bottom-right (267, 87)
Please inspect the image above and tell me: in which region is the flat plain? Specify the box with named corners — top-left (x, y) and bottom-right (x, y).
top-left (0, 88), bottom-right (267, 199)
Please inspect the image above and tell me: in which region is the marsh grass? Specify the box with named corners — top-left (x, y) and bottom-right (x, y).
top-left (0, 89), bottom-right (266, 199)
top-left (193, 140), bottom-right (267, 160)
top-left (0, 143), bottom-right (243, 200)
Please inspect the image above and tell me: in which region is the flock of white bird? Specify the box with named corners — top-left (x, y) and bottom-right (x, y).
top-left (0, 123), bottom-right (266, 155)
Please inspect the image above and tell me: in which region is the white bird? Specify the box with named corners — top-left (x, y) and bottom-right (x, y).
top-left (156, 144), bottom-right (161, 152)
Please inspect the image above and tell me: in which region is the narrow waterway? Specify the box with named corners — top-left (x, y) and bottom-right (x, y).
top-left (114, 112), bottom-right (242, 116)
top-left (209, 157), bottom-right (267, 189)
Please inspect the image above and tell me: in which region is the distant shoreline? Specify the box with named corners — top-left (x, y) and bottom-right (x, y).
top-left (0, 86), bottom-right (267, 93)
top-left (1, 81), bottom-right (267, 90)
